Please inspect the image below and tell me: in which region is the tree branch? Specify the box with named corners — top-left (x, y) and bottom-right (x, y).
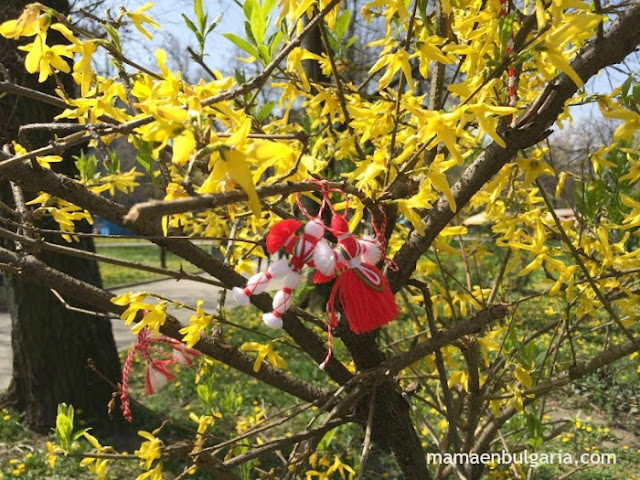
top-left (0, 244), bottom-right (330, 404)
top-left (388, 0), bottom-right (640, 292)
top-left (0, 161), bottom-right (353, 384)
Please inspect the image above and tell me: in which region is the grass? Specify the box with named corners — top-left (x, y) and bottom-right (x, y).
top-left (0, 240), bottom-right (638, 478)
top-left (95, 243), bottom-right (207, 289)
top-left (0, 302), bottom-right (638, 479)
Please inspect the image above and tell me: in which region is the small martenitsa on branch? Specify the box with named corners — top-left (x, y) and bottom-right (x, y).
top-left (233, 179), bottom-right (398, 369)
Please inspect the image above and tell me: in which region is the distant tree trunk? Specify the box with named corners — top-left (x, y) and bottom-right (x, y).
top-left (0, 0), bottom-right (121, 432)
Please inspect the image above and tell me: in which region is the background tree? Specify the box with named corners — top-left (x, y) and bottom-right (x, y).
top-left (0, 0), bottom-right (638, 478)
top-left (0, 0), bottom-right (120, 432)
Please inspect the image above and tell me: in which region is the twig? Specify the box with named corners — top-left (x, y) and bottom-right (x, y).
top-left (124, 180), bottom-right (365, 222)
top-left (50, 289), bottom-right (119, 319)
top-left (0, 225), bottom-right (225, 288)
top-left (535, 179), bottom-right (639, 348)
top-left (318, 22), bottom-right (365, 159)
top-left (356, 390), bottom-right (376, 480)
top-left (187, 46), bottom-right (216, 80)
top-left (421, 284), bottom-right (462, 452)
top-left (221, 418), bottom-right (349, 469)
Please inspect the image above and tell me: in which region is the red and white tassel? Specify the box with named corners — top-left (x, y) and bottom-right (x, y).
top-left (119, 327), bottom-right (200, 421)
top-left (145, 359), bottom-right (175, 394)
top-left (171, 342), bottom-right (200, 366)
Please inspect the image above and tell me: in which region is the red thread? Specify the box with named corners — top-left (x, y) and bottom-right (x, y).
top-left (119, 327), bottom-right (200, 421)
top-left (500, 0), bottom-right (517, 110)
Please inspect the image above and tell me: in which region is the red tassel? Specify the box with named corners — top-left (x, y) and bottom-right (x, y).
top-left (327, 266), bottom-right (397, 334)
top-left (266, 219), bottom-right (302, 254)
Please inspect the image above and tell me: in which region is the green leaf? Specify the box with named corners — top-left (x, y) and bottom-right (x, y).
top-left (102, 24), bottom-right (121, 52)
top-left (243, 0), bottom-right (255, 20)
top-left (73, 428), bottom-right (90, 441)
top-left (106, 149), bottom-right (120, 174)
top-left (194, 0), bottom-right (204, 28)
top-left (279, 17), bottom-right (288, 37)
top-left (318, 427), bottom-right (337, 449)
top-left (224, 33), bottom-right (260, 58)
top-left (334, 9), bottom-right (351, 40)
top-left (55, 403), bottom-right (74, 451)
top-left (195, 30), bottom-right (205, 50)
top-left (257, 101), bottom-right (276, 122)
top-left (345, 35), bottom-right (357, 49)
top-left (197, 384), bottom-right (211, 407)
top-left (134, 137), bottom-right (156, 182)
top-left (258, 44), bottom-right (270, 63)
top-left (264, 0), bottom-right (277, 15)
top-left (244, 21), bottom-right (258, 45)
top-left (206, 13), bottom-right (224, 35)
top-left (234, 67), bottom-right (246, 84)
top-left (498, 13), bottom-right (514, 53)
top-left (73, 151), bottom-right (98, 182)
top-left (417, 0), bottom-right (428, 25)
top-left (325, 27), bottom-right (339, 52)
top-left (182, 14), bottom-right (198, 35)
top-left (249, 0), bottom-right (266, 44)
top-left (268, 30), bottom-right (283, 56)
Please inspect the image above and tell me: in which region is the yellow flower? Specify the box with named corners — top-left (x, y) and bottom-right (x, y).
top-left (179, 300), bottom-right (213, 348)
top-left (90, 168), bottom-right (143, 196)
top-left (172, 130), bottom-right (196, 165)
top-left (517, 149), bottom-right (555, 188)
top-left (369, 48), bottom-right (414, 90)
top-left (19, 32), bottom-right (73, 83)
top-left (240, 342), bottom-right (287, 372)
top-left (327, 455), bottom-right (356, 479)
top-left (111, 293), bottom-right (167, 334)
top-left (123, 3), bottom-right (161, 41)
top-left (135, 430), bottom-right (163, 470)
top-left (73, 40), bottom-right (98, 97)
top-left (136, 463), bottom-right (163, 480)
top-left (619, 151), bottom-right (640, 184)
top-left (286, 47), bottom-right (324, 91)
top-left (25, 192), bottom-right (93, 242)
top-left (36, 155), bottom-right (63, 169)
top-left (0, 3), bottom-right (44, 39)
top-left (189, 412), bottom-right (221, 453)
top-left (46, 441), bottom-right (59, 469)
top-left (199, 145), bottom-right (262, 216)
top-left (133, 302), bottom-right (167, 334)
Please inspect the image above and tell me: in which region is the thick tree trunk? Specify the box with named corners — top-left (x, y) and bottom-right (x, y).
top-left (1, 0), bottom-right (121, 432)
